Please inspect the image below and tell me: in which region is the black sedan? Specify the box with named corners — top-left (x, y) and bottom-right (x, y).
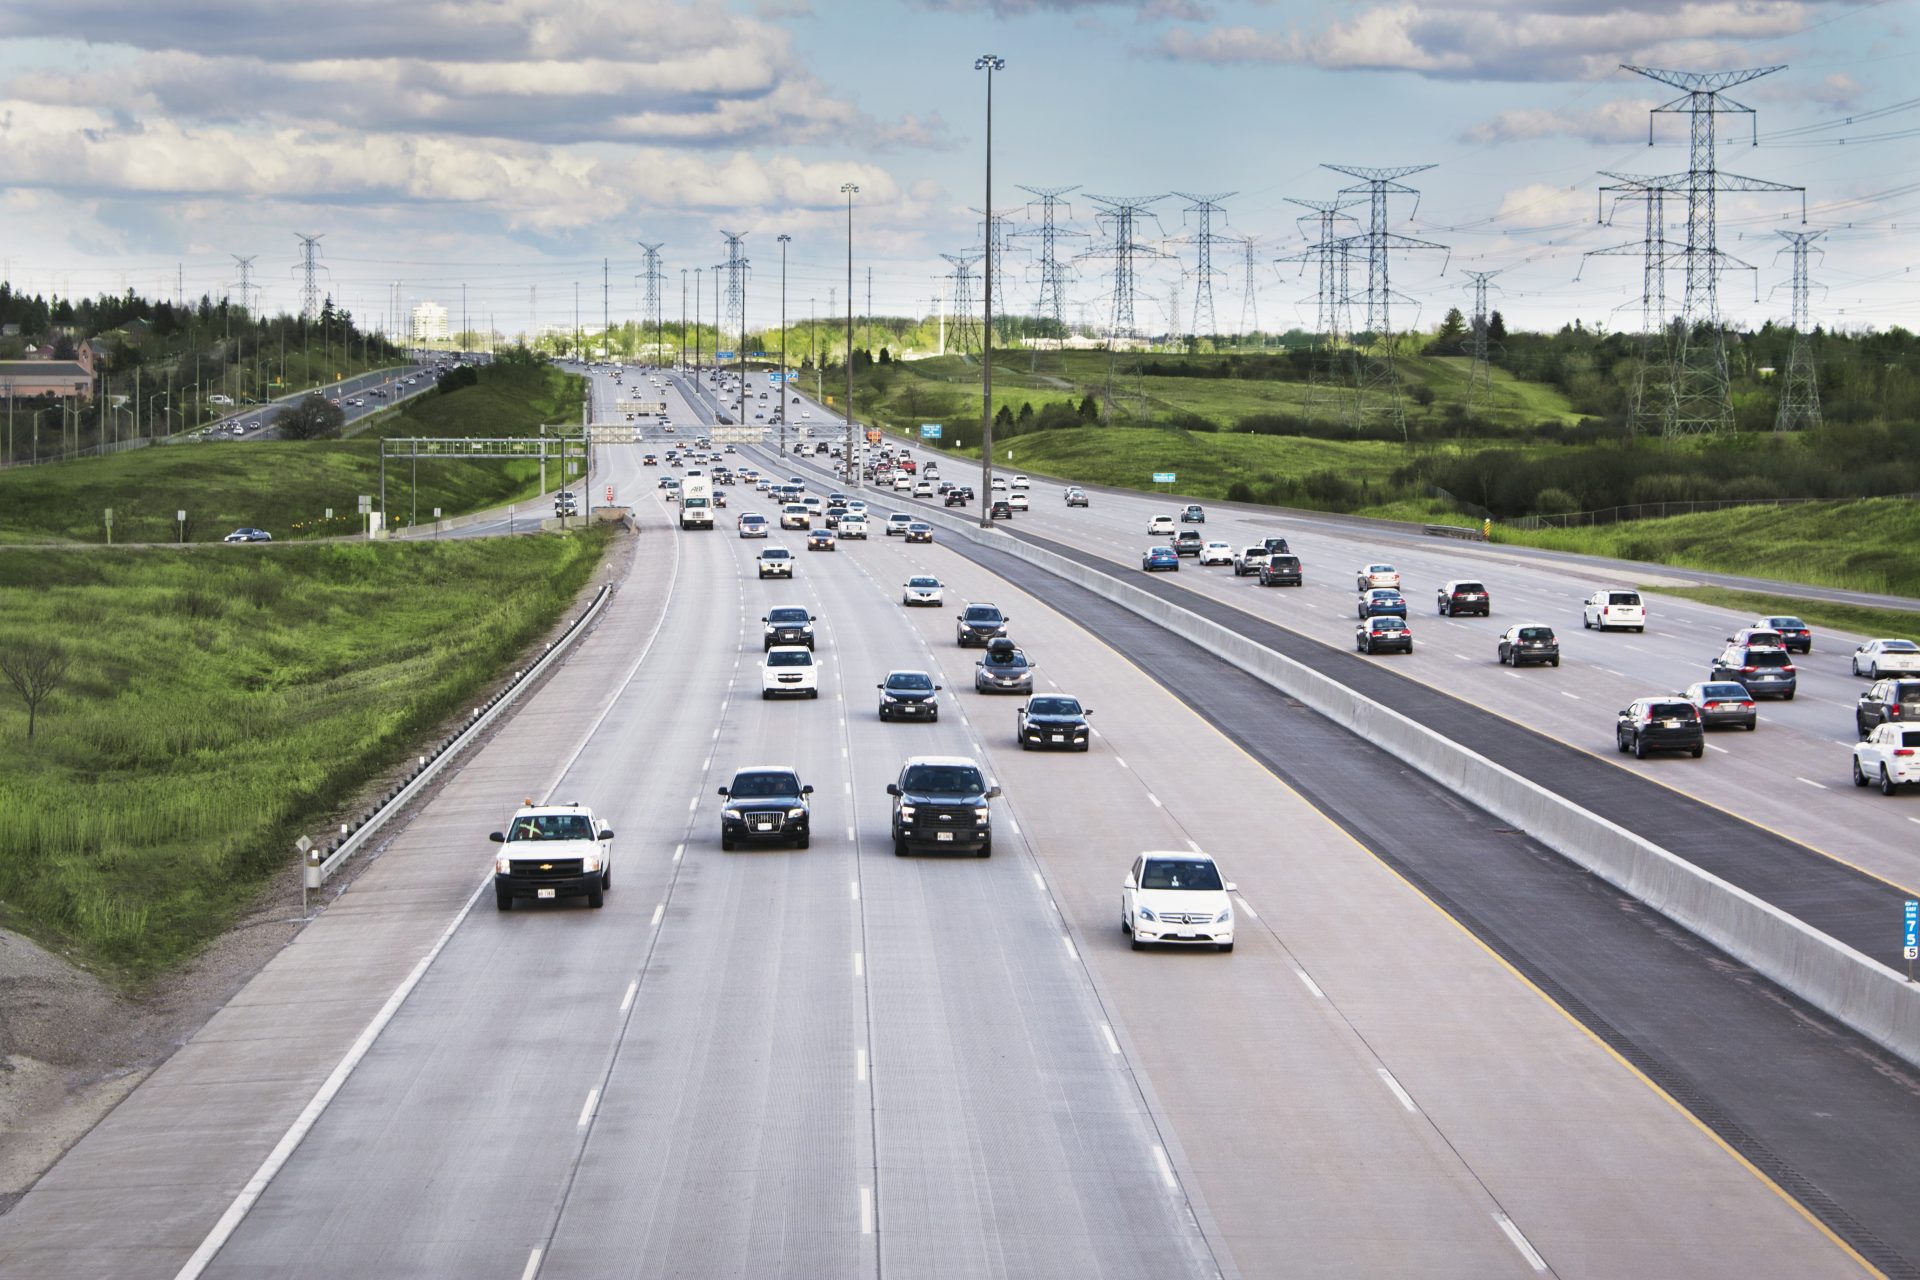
top-left (1355, 616), bottom-right (1413, 654)
top-left (1685, 681), bottom-right (1758, 731)
top-left (223, 527), bottom-right (273, 543)
top-left (1496, 624), bottom-right (1559, 668)
top-left (717, 767), bottom-right (814, 849)
top-left (878, 670), bottom-right (941, 722)
top-left (1016, 695), bottom-right (1092, 751)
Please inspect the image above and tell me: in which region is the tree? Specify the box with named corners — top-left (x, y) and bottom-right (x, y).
top-left (1, 639), bottom-right (71, 740)
top-left (1078, 394), bottom-right (1100, 421)
top-left (1434, 308), bottom-right (1467, 353)
top-left (994, 403), bottom-right (1013, 429)
top-left (276, 394), bottom-right (346, 440)
top-left (1016, 402), bottom-right (1034, 430)
top-left (1488, 310), bottom-right (1508, 344)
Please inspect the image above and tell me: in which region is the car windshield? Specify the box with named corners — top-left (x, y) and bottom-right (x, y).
top-left (964, 607), bottom-right (1002, 623)
top-left (766, 650), bottom-right (812, 667)
top-left (909, 577), bottom-right (940, 588)
top-left (1609, 592), bottom-right (1642, 606)
top-left (508, 813), bottom-right (594, 841)
top-left (1699, 683), bottom-right (1749, 698)
top-left (1649, 702), bottom-right (1696, 719)
top-left (1882, 640), bottom-right (1919, 653)
top-left (1518, 627), bottom-right (1553, 641)
top-left (742, 516), bottom-right (764, 525)
top-left (1141, 859), bottom-right (1224, 891)
top-left (769, 608), bottom-right (809, 623)
top-left (984, 649), bottom-right (1027, 667)
top-left (762, 550), bottom-right (789, 559)
top-left (900, 764), bottom-right (986, 793)
top-left (730, 771), bottom-right (800, 798)
top-left (886, 673), bottom-right (935, 691)
top-left (1027, 697), bottom-right (1082, 716)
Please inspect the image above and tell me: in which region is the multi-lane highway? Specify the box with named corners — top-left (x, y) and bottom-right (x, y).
top-left (5, 359), bottom-right (1916, 1279)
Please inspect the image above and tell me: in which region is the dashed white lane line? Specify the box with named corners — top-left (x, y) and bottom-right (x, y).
top-left (673, 842), bottom-right (685, 863)
top-left (856, 1048), bottom-right (868, 1081)
top-left (1100, 1023), bottom-right (1121, 1055)
top-left (1114, 755), bottom-right (1128, 769)
top-left (711, 728), bottom-right (720, 740)
top-left (1295, 969), bottom-right (1326, 1000)
top-left (1185, 838), bottom-right (1203, 853)
top-left (860, 1186), bottom-right (875, 1235)
top-left (1236, 896), bottom-right (1258, 920)
top-left (1707, 744), bottom-right (1729, 755)
top-left (1559, 691), bottom-right (1581, 700)
top-left (846, 826), bottom-right (856, 842)
top-left (1376, 1067), bottom-right (1418, 1113)
top-left (1062, 936), bottom-right (1080, 961)
top-left (1151, 1145), bottom-right (1178, 1190)
top-left (688, 796), bottom-right (700, 811)
top-left (1033, 872), bottom-right (1047, 891)
top-left (650, 903), bottom-right (664, 928)
top-left (1796, 776), bottom-right (1829, 790)
top-left (1147, 793), bottom-right (1163, 808)
top-left (1909, 817), bottom-right (1920, 827)
top-left (577, 1087), bottom-right (599, 1128)
top-left (850, 880), bottom-right (860, 901)
top-left (1454, 653), bottom-right (1472, 661)
top-left (1009, 817), bottom-right (1022, 836)
top-left (1494, 1212), bottom-right (1549, 1272)
top-left (521, 1249), bottom-right (544, 1280)
top-left (853, 951), bottom-right (864, 977)
top-left (620, 980), bottom-right (637, 1012)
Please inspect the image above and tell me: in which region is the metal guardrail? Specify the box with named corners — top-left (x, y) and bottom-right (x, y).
top-left (1424, 523), bottom-right (1486, 541)
top-left (300, 582), bottom-right (612, 898)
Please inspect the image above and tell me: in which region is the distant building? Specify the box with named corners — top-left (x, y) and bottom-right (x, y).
top-left (0, 361), bottom-right (93, 400)
top-left (411, 301), bottom-right (449, 342)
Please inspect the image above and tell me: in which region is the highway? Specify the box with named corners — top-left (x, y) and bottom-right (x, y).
top-left (3, 360), bottom-right (1914, 1278)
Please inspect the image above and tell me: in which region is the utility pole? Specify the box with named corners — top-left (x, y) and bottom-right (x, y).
top-left (842, 183), bottom-right (859, 487)
top-left (680, 269), bottom-right (688, 373)
top-left (975, 54), bottom-right (1005, 526)
top-left (602, 258), bottom-right (610, 362)
top-left (693, 268), bottom-right (702, 374)
top-left (778, 233), bottom-right (791, 453)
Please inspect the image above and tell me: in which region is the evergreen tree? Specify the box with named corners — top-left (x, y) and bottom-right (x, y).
top-left (1078, 393), bottom-right (1100, 421)
top-left (1488, 310), bottom-right (1508, 343)
top-left (1435, 307), bottom-right (1467, 352)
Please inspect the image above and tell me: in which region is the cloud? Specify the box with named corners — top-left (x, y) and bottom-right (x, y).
top-left (1149, 0), bottom-right (1839, 81)
top-left (914, 0), bottom-right (1214, 18)
top-left (1460, 99), bottom-right (1656, 144)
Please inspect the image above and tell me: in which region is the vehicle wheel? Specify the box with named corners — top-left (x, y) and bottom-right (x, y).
top-left (721, 832), bottom-right (735, 851)
top-left (1130, 936), bottom-right (1145, 952)
top-left (795, 832), bottom-right (811, 849)
top-left (1870, 664), bottom-right (1881, 680)
top-left (810, 689), bottom-right (820, 699)
top-left (977, 839), bottom-right (992, 858)
top-left (601, 867), bottom-right (612, 890)
top-left (495, 888), bottom-right (512, 911)
top-left (1690, 746), bottom-right (1703, 759)
top-left (1551, 658), bottom-right (1561, 668)
top-left (1019, 736), bottom-right (1030, 751)
top-left (1745, 720), bottom-right (1756, 731)
top-left (1784, 691), bottom-right (1795, 701)
top-left (1583, 615), bottom-right (1592, 629)
top-left (761, 690), bottom-right (771, 700)
top-left (1078, 740), bottom-right (1090, 752)
top-left (1633, 739), bottom-right (1647, 760)
top-left (893, 836), bottom-right (908, 857)
top-left (1438, 602), bottom-right (1448, 616)
top-left (930, 711), bottom-right (938, 722)
top-left (1217, 943), bottom-right (1234, 953)
top-left (1853, 758), bottom-right (1869, 787)
top-left (1882, 767), bottom-right (1898, 797)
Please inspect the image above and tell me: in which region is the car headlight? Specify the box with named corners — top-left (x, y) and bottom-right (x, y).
top-left (494, 854), bottom-right (513, 874)
top-left (899, 805), bottom-right (916, 818)
top-left (788, 807), bottom-right (807, 819)
top-left (1137, 906), bottom-right (1156, 922)
top-left (722, 808), bottom-right (742, 820)
top-left (1215, 908), bottom-right (1232, 923)
top-left (974, 807), bottom-right (990, 821)
top-left (582, 854), bottom-right (603, 873)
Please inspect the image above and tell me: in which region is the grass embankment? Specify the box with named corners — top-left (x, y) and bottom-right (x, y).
top-left (0, 532), bottom-right (608, 979)
top-left (1645, 585), bottom-right (1920, 642)
top-left (1498, 498), bottom-right (1920, 599)
top-left (0, 362), bottom-right (585, 543)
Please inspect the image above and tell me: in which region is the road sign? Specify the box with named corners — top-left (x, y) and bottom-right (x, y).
top-left (357, 495), bottom-right (373, 514)
top-left (750, 351), bottom-right (767, 359)
top-left (920, 424), bottom-right (943, 439)
top-left (605, 485), bottom-right (614, 504)
top-left (1905, 900), bottom-right (1917, 962)
top-left (768, 372), bottom-right (784, 384)
top-left (709, 425), bottom-right (767, 444)
top-left (1153, 472), bottom-right (1176, 484)
top-left (717, 350), bottom-right (735, 360)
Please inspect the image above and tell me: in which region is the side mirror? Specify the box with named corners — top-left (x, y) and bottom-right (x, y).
top-left (716, 786), bottom-right (730, 797)
top-left (934, 685), bottom-right (943, 692)
top-left (877, 683), bottom-right (885, 689)
top-left (598, 829), bottom-right (615, 841)
top-left (1724, 636), bottom-right (1734, 643)
top-left (1083, 708), bottom-right (1093, 716)
top-left (1617, 709), bottom-right (1631, 718)
top-left (986, 785), bottom-right (1003, 799)
top-left (801, 784), bottom-right (814, 795)
top-left (762, 615), bottom-right (769, 622)
top-left (886, 783), bottom-right (901, 797)
top-left (489, 831), bottom-right (506, 843)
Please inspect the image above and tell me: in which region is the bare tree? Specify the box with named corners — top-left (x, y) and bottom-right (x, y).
top-left (0, 640), bottom-right (72, 740)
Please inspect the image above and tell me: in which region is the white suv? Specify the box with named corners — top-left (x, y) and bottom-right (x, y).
top-left (1121, 851), bottom-right (1235, 952)
top-left (762, 646), bottom-right (819, 699)
top-left (886, 513), bottom-right (915, 537)
top-left (1583, 589), bottom-right (1646, 632)
top-left (1147, 515), bottom-right (1177, 536)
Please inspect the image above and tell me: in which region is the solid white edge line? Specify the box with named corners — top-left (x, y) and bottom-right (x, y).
top-left (1493, 1212), bottom-right (1549, 1272)
top-left (860, 1186), bottom-right (874, 1235)
top-left (620, 980), bottom-right (637, 1012)
top-left (172, 873), bottom-right (492, 1280)
top-left (1100, 1023), bottom-right (1121, 1055)
top-left (577, 1087), bottom-right (600, 1128)
top-left (1376, 1067), bottom-right (1418, 1113)
top-left (1114, 755), bottom-right (1128, 769)
top-left (520, 1248), bottom-right (543, 1280)
top-left (1295, 968), bottom-right (1326, 1000)
top-left (1151, 1145), bottom-right (1178, 1190)
top-left (1185, 838), bottom-right (1203, 854)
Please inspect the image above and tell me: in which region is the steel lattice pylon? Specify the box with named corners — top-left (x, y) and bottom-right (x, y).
top-left (1014, 185), bottom-right (1085, 331)
top-left (1584, 171), bottom-right (1687, 433)
top-left (941, 253), bottom-right (983, 355)
top-left (1274, 199), bottom-right (1361, 420)
top-left (1079, 194), bottom-right (1169, 341)
top-left (720, 231), bottom-right (748, 339)
top-left (1238, 236), bottom-right (1263, 337)
top-left (636, 242), bottom-right (665, 359)
top-left (1461, 270), bottom-right (1503, 409)
top-left (1173, 192), bottom-right (1235, 340)
top-left (1623, 64), bottom-right (1802, 436)
top-left (294, 233), bottom-right (326, 323)
top-left (970, 205), bottom-right (1021, 344)
top-left (1774, 229), bottom-right (1824, 432)
top-left (229, 255), bottom-right (259, 317)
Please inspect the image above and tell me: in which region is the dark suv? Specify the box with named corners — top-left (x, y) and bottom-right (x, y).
top-left (1708, 645), bottom-right (1797, 700)
top-left (955, 603), bottom-right (1009, 647)
top-left (887, 756), bottom-right (1001, 857)
top-left (1171, 530), bottom-right (1204, 557)
top-left (718, 767), bottom-right (814, 850)
top-left (762, 606), bottom-right (815, 650)
top-left (1856, 680), bottom-right (1920, 739)
top-left (1436, 581), bottom-right (1491, 617)
top-left (1259, 554), bottom-right (1303, 587)
top-left (1616, 699), bottom-right (1705, 759)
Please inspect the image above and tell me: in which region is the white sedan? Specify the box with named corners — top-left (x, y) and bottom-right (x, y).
top-left (1852, 724), bottom-right (1920, 794)
top-left (1147, 515), bottom-right (1177, 536)
top-left (1198, 540), bottom-right (1234, 566)
top-left (1356, 564), bottom-right (1400, 590)
top-left (1851, 638), bottom-right (1920, 679)
top-left (761, 646), bottom-right (819, 699)
top-left (902, 575), bottom-right (945, 607)
top-left (1121, 851), bottom-right (1235, 952)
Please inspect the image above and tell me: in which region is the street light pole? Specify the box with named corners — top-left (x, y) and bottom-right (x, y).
top-left (739, 260), bottom-right (748, 433)
top-left (842, 182), bottom-right (859, 488)
top-left (975, 53), bottom-right (1004, 529)
top-left (777, 233), bottom-right (791, 455)
top-left (680, 269), bottom-right (688, 374)
top-left (693, 267), bottom-right (703, 376)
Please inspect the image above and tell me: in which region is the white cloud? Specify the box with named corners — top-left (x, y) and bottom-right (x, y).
top-left (1461, 99), bottom-right (1656, 144)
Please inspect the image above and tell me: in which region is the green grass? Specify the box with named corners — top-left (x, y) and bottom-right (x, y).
top-left (1642, 585), bottom-right (1920, 642)
top-left (0, 532), bottom-right (608, 980)
top-left (1496, 498), bottom-right (1920, 598)
top-left (0, 364), bottom-right (586, 543)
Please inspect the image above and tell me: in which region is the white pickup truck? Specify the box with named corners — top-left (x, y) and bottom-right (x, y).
top-left (1852, 724), bottom-right (1920, 795)
top-left (489, 803), bottom-right (614, 910)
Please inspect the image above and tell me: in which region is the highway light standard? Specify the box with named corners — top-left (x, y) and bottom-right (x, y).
top-left (975, 53), bottom-right (1004, 529)
top-left (680, 268), bottom-right (688, 374)
top-left (693, 267), bottom-right (703, 375)
top-left (842, 182), bottom-right (859, 487)
top-left (777, 233), bottom-right (791, 455)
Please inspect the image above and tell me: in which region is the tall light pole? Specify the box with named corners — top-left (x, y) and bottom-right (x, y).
top-left (693, 267), bottom-right (703, 375)
top-left (842, 182), bottom-right (859, 488)
top-left (680, 269), bottom-right (688, 374)
top-left (777, 233), bottom-right (791, 454)
top-left (975, 54), bottom-right (1004, 527)
top-left (738, 260), bottom-right (748, 432)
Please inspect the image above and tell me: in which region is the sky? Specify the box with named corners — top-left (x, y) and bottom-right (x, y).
top-left (0, 0), bottom-right (1914, 338)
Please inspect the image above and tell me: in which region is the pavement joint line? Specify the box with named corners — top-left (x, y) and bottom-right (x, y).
top-left (1295, 968), bottom-right (1327, 1000)
top-left (1796, 776), bottom-right (1830, 790)
top-left (576, 1088), bottom-right (599, 1128)
top-left (170, 871), bottom-right (494, 1279)
top-left (1493, 1212), bottom-right (1550, 1272)
top-left (1101, 1023), bottom-right (1121, 1054)
top-left (619, 980), bottom-right (637, 1012)
top-left (1376, 1067), bottom-right (1419, 1113)
top-left (1151, 1145), bottom-right (1178, 1191)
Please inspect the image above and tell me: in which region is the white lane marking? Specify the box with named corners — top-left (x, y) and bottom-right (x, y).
top-left (711, 728), bottom-right (719, 740)
top-left (171, 874), bottom-right (491, 1280)
top-left (1833, 739), bottom-right (1856, 748)
top-left (1505, 671), bottom-right (1523, 680)
top-left (1909, 817), bottom-right (1920, 827)
top-left (577, 1087), bottom-right (599, 1128)
top-left (860, 1186), bottom-right (874, 1235)
top-left (1559, 691), bottom-right (1581, 701)
top-left (650, 903), bottom-right (664, 928)
top-left (1147, 793), bottom-right (1163, 808)
top-left (1151, 1145), bottom-right (1178, 1190)
top-left (1454, 653), bottom-right (1472, 661)
top-left (850, 880), bottom-right (860, 901)
top-left (521, 1249), bottom-right (543, 1280)
top-left (1707, 744), bottom-right (1729, 755)
top-left (688, 796), bottom-right (700, 811)
top-left (673, 841), bottom-right (686, 863)
top-left (1795, 776), bottom-right (1829, 790)
top-left (844, 781), bottom-right (852, 795)
top-left (620, 980), bottom-right (637, 1012)
top-left (854, 951), bottom-right (864, 977)
top-left (1100, 1023), bottom-right (1122, 1054)
top-left (1062, 936), bottom-right (1079, 961)
top-left (856, 1048), bottom-right (868, 1081)
top-left (1599, 667), bottom-right (1625, 677)
top-left (1009, 817), bottom-right (1022, 836)
top-left (846, 826), bottom-right (856, 842)
top-left (1376, 1067), bottom-right (1418, 1113)
top-left (1236, 896), bottom-right (1258, 920)
top-left (1494, 1212), bottom-right (1549, 1272)
top-left (1295, 968), bottom-right (1326, 1000)
top-left (1185, 838), bottom-right (1203, 853)
top-left (1114, 755), bottom-right (1128, 769)
top-left (1033, 872), bottom-right (1047, 891)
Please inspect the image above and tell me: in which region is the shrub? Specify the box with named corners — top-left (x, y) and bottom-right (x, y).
top-left (1532, 487), bottom-right (1579, 516)
top-left (1226, 481), bottom-right (1255, 503)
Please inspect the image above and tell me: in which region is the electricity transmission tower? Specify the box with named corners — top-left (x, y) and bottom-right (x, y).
top-left (1275, 199), bottom-right (1362, 420)
top-left (1773, 229), bottom-right (1824, 431)
top-left (1173, 192), bottom-right (1236, 340)
top-left (1237, 236), bottom-right (1264, 339)
top-left (636, 242), bottom-right (665, 362)
top-left (941, 253), bottom-right (983, 355)
top-left (1623, 64), bottom-right (1803, 436)
top-left (1079, 194), bottom-right (1169, 341)
top-left (970, 206), bottom-right (1021, 342)
top-left (1014, 185), bottom-right (1084, 332)
top-left (294, 233), bottom-right (326, 322)
top-left (1583, 171), bottom-right (1686, 433)
top-left (229, 255), bottom-right (259, 317)
top-left (1461, 269), bottom-right (1503, 408)
top-left (720, 231), bottom-right (748, 339)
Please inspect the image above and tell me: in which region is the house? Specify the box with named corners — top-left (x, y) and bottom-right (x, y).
top-left (79, 338), bottom-right (112, 374)
top-left (0, 361), bottom-right (95, 401)
top-left (121, 317), bottom-right (151, 343)
top-left (0, 324), bottom-right (19, 338)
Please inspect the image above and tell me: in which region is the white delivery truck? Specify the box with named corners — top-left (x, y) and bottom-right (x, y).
top-left (680, 475), bottom-right (715, 530)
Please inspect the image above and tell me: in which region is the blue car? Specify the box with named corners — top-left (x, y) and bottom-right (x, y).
top-left (1142, 546), bottom-right (1180, 573)
top-left (1357, 588), bottom-right (1407, 618)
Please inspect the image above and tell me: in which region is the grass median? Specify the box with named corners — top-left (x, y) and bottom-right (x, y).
top-left (0, 531), bottom-right (608, 981)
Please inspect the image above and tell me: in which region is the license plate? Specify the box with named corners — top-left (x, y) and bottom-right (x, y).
top-left (537, 888), bottom-right (556, 899)
top-left (1051, 735), bottom-right (1064, 742)
top-left (936, 832), bottom-right (953, 842)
